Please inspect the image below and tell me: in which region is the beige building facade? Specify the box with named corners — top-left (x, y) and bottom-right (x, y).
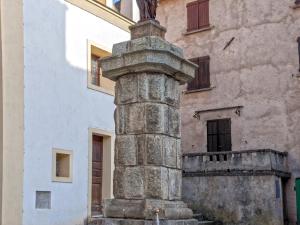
top-left (157, 0), bottom-right (300, 224)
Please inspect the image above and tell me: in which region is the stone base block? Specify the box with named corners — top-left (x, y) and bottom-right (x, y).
top-left (89, 218), bottom-right (199, 225)
top-left (103, 199), bottom-right (193, 220)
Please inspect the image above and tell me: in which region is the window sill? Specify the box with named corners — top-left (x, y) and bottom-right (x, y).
top-left (88, 84), bottom-right (115, 96)
top-left (183, 86), bottom-right (215, 94)
top-left (52, 177), bottom-right (73, 183)
top-left (184, 26), bottom-right (214, 36)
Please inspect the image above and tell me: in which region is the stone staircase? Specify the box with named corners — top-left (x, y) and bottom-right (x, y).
top-left (193, 214), bottom-right (218, 225)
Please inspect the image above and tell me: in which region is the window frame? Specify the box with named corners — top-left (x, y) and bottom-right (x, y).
top-left (207, 119), bottom-right (232, 153)
top-left (52, 149), bottom-right (73, 183)
top-left (87, 40), bottom-right (114, 96)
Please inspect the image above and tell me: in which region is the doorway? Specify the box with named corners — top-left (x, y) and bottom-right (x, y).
top-left (91, 135), bottom-right (103, 216)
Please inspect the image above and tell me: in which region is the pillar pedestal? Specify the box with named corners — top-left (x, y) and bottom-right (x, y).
top-left (91, 20), bottom-right (198, 225)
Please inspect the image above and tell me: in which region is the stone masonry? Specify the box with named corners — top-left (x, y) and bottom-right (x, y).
top-left (89, 21), bottom-right (198, 225)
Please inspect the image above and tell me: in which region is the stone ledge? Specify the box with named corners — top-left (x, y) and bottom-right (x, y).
top-left (88, 218), bottom-right (198, 225)
top-left (184, 26), bottom-right (214, 36)
top-left (112, 36), bottom-right (183, 58)
top-left (100, 37), bottom-right (197, 84)
top-left (183, 170), bottom-right (291, 178)
top-left (182, 149), bottom-right (290, 177)
top-left (102, 199), bottom-right (194, 220)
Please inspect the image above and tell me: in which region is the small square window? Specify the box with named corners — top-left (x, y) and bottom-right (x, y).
top-left (36, 191), bottom-right (51, 209)
top-left (52, 149), bottom-right (73, 183)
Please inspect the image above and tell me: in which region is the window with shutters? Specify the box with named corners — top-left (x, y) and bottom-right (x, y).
top-left (207, 119), bottom-right (232, 153)
top-left (187, 0), bottom-right (210, 32)
top-left (88, 42), bottom-right (115, 95)
top-left (188, 56), bottom-right (210, 90)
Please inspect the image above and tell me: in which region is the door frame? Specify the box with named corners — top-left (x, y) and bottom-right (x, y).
top-left (88, 128), bottom-right (114, 217)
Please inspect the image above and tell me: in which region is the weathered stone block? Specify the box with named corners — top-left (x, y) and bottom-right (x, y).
top-left (137, 73), bottom-right (149, 102)
top-left (168, 169), bottom-right (182, 200)
top-left (115, 135), bottom-right (137, 166)
top-left (124, 167), bottom-right (145, 199)
top-left (137, 135), bottom-right (146, 165)
top-left (145, 103), bottom-right (168, 133)
top-left (168, 107), bottom-right (180, 137)
top-left (116, 75), bottom-right (138, 104)
top-left (146, 135), bottom-right (163, 165)
top-left (113, 166), bottom-right (145, 199)
top-left (103, 199), bottom-right (144, 219)
top-left (163, 137), bottom-right (177, 168)
top-left (164, 76), bottom-right (180, 107)
top-left (176, 139), bottom-right (182, 169)
top-left (115, 107), bottom-right (126, 134)
top-left (130, 20), bottom-right (167, 40)
top-left (145, 166), bottom-right (168, 199)
top-left (126, 104), bottom-right (145, 134)
top-left (148, 74), bottom-right (165, 101)
top-left (113, 167), bottom-right (125, 198)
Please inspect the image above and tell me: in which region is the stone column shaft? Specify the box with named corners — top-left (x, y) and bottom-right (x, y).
top-left (99, 20), bottom-right (198, 222)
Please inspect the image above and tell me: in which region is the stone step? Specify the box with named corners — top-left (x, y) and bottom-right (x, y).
top-left (193, 213), bottom-right (217, 225)
top-left (198, 221), bottom-right (216, 225)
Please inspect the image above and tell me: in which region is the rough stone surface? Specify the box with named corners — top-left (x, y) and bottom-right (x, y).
top-left (89, 218), bottom-right (198, 225)
top-left (129, 20), bottom-right (167, 40)
top-left (183, 175), bottom-right (284, 225)
top-left (97, 20), bottom-right (196, 224)
top-left (103, 199), bottom-right (194, 220)
top-left (157, 0), bottom-right (300, 223)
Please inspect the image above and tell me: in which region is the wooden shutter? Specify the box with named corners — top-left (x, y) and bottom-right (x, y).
top-left (187, 0), bottom-right (209, 32)
top-left (187, 56), bottom-right (210, 90)
top-left (198, 0), bottom-right (209, 29)
top-left (207, 120), bottom-right (218, 152)
top-left (187, 1), bottom-right (199, 32)
top-left (207, 119), bottom-right (231, 152)
top-left (217, 119), bottom-right (231, 152)
top-left (187, 58), bottom-right (200, 90)
top-left (198, 56), bottom-right (210, 89)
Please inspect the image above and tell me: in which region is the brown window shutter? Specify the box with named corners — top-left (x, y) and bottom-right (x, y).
top-left (187, 1), bottom-right (199, 32)
top-left (187, 0), bottom-right (209, 32)
top-left (199, 56), bottom-right (210, 89)
top-left (187, 58), bottom-right (200, 90)
top-left (198, 0), bottom-right (209, 29)
top-left (188, 56), bottom-right (210, 90)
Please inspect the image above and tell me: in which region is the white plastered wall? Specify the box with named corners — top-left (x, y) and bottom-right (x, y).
top-left (22, 0), bottom-right (130, 225)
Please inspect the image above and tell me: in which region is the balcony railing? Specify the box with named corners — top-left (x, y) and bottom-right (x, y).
top-left (183, 149), bottom-right (290, 177)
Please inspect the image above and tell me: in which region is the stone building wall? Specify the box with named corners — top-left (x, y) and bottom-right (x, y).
top-left (157, 0), bottom-right (300, 223)
top-left (183, 175), bottom-right (284, 225)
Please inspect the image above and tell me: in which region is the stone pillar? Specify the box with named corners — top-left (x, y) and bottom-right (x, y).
top-left (96, 21), bottom-right (197, 225)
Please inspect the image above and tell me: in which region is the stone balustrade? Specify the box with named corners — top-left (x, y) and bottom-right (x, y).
top-left (183, 149), bottom-right (290, 177)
